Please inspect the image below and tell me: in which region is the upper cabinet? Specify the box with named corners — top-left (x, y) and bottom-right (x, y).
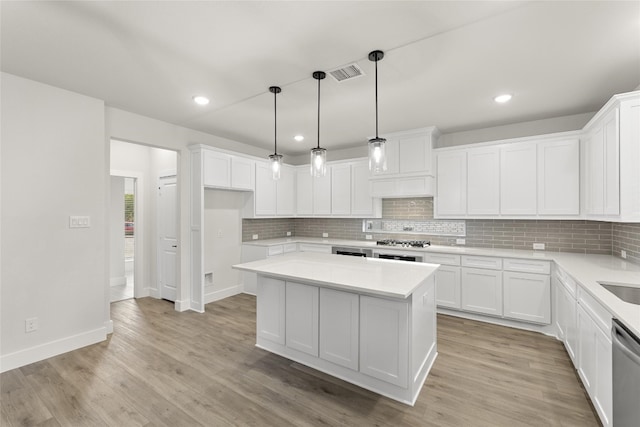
top-left (435, 134), bottom-right (581, 219)
top-left (584, 91), bottom-right (640, 222)
top-left (370, 127), bottom-right (439, 198)
top-left (251, 162), bottom-right (295, 217)
top-left (203, 149), bottom-right (255, 191)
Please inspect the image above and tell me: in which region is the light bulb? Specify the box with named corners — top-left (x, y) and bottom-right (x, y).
top-left (310, 148), bottom-right (327, 177)
top-left (368, 138), bottom-right (387, 173)
top-left (269, 153), bottom-right (283, 180)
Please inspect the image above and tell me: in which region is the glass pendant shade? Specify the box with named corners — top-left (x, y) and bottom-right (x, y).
top-left (310, 147), bottom-right (327, 177)
top-left (269, 153), bottom-right (283, 180)
top-left (368, 137), bottom-right (387, 173)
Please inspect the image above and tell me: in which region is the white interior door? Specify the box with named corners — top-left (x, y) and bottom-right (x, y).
top-left (159, 175), bottom-right (178, 301)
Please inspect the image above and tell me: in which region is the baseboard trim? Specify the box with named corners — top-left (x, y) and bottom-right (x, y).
top-left (0, 327), bottom-right (107, 373)
top-left (204, 284), bottom-right (243, 305)
top-left (104, 319), bottom-right (114, 335)
top-left (174, 299), bottom-right (190, 312)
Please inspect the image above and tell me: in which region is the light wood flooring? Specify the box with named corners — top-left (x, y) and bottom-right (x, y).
top-left (1, 294), bottom-right (600, 426)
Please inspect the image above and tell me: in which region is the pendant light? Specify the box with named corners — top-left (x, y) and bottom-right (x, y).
top-left (268, 86), bottom-right (283, 180)
top-left (310, 71), bottom-right (327, 177)
top-left (368, 50), bottom-right (387, 173)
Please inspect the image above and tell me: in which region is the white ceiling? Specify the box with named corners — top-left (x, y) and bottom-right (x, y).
top-left (2, 1), bottom-right (639, 156)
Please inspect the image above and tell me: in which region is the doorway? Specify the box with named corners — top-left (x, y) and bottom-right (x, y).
top-left (110, 176), bottom-right (137, 302)
top-left (158, 175), bottom-right (178, 301)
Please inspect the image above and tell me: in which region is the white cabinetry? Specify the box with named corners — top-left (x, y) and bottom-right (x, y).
top-left (584, 91), bottom-right (640, 221)
top-left (313, 169), bottom-right (332, 215)
top-left (500, 142), bottom-right (537, 215)
top-left (360, 295), bottom-right (409, 388)
top-left (370, 127), bottom-right (438, 198)
top-left (253, 162), bottom-right (295, 216)
top-left (538, 139), bottom-right (580, 215)
top-left (331, 163), bottom-right (351, 215)
top-left (296, 168), bottom-right (313, 215)
top-left (256, 277), bottom-right (286, 345)
top-left (424, 253), bottom-right (461, 310)
top-left (351, 161), bottom-right (377, 216)
top-left (435, 150), bottom-right (467, 216)
top-left (203, 149), bottom-right (255, 190)
top-left (503, 271), bottom-right (550, 324)
top-left (467, 146), bottom-right (500, 215)
top-left (319, 288), bottom-right (359, 370)
top-left (286, 282), bottom-right (319, 356)
top-left (461, 266), bottom-right (503, 317)
top-left (298, 243), bottom-right (331, 253)
top-left (576, 289), bottom-right (613, 427)
top-left (276, 165), bottom-right (295, 215)
top-left (295, 165), bottom-right (331, 215)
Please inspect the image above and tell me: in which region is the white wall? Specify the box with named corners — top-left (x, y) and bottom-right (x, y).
top-left (0, 73), bottom-right (107, 372)
top-left (203, 190), bottom-right (247, 302)
top-left (109, 176), bottom-right (125, 286)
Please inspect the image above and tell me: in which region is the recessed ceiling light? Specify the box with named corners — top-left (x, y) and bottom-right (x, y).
top-left (494, 94), bottom-right (513, 103)
top-left (294, 135), bottom-right (304, 142)
top-left (193, 95), bottom-right (210, 105)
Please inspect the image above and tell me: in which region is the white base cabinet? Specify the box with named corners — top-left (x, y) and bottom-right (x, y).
top-left (255, 274), bottom-right (438, 405)
top-left (461, 267), bottom-right (503, 317)
top-left (503, 271), bottom-right (550, 324)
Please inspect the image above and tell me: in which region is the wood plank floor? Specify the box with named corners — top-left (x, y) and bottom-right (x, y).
top-left (1, 295), bottom-right (600, 426)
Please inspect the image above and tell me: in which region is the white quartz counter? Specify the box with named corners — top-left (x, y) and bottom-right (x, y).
top-left (243, 237), bottom-right (640, 336)
top-left (233, 251), bottom-right (439, 299)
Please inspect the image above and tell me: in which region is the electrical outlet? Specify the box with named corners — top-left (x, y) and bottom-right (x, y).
top-left (456, 238), bottom-right (466, 245)
top-left (365, 235), bottom-right (372, 240)
top-left (621, 250), bottom-right (627, 259)
top-left (252, 234), bottom-right (259, 240)
top-left (533, 243), bottom-right (545, 250)
top-left (25, 317), bottom-right (38, 333)
top-left (322, 232), bottom-right (328, 238)
top-left (286, 231), bottom-right (291, 236)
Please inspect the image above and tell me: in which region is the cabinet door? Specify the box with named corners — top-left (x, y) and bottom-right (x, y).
top-left (461, 267), bottom-right (503, 316)
top-left (500, 143), bottom-right (537, 215)
top-left (313, 171), bottom-right (331, 215)
top-left (276, 165), bottom-right (295, 215)
top-left (257, 277), bottom-right (285, 345)
top-left (564, 287), bottom-right (578, 363)
top-left (553, 276), bottom-right (566, 340)
top-left (503, 271), bottom-right (551, 324)
top-left (593, 325), bottom-right (612, 427)
top-left (331, 164), bottom-right (351, 215)
top-left (296, 168), bottom-right (313, 215)
top-left (360, 296), bottom-right (408, 388)
top-left (254, 162), bottom-right (277, 215)
top-left (467, 146), bottom-right (500, 215)
top-left (586, 127), bottom-right (605, 215)
top-left (435, 151), bottom-right (467, 216)
top-left (351, 161), bottom-right (374, 216)
top-left (285, 282), bottom-right (319, 356)
top-left (203, 150), bottom-right (231, 187)
top-left (435, 265), bottom-right (461, 309)
top-left (577, 304), bottom-right (597, 392)
top-left (537, 139), bottom-right (580, 215)
top-left (230, 156), bottom-right (254, 190)
top-left (398, 132), bottom-right (432, 175)
top-left (602, 109), bottom-right (620, 216)
top-left (319, 288), bottom-right (359, 370)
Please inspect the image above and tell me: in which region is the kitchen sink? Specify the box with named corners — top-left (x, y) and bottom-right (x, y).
top-left (597, 281), bottom-right (640, 305)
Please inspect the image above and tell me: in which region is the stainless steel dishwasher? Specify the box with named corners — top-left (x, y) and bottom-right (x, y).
top-left (611, 318), bottom-right (640, 427)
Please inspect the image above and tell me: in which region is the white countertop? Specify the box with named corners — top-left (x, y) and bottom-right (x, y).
top-left (243, 237), bottom-right (640, 336)
top-left (233, 251), bottom-right (439, 299)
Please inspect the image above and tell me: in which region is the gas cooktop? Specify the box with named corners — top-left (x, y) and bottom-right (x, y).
top-left (376, 239), bottom-right (431, 248)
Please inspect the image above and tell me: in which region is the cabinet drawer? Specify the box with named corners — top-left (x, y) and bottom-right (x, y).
top-left (298, 243), bottom-right (331, 253)
top-left (267, 245), bottom-right (284, 256)
top-left (423, 253), bottom-right (461, 266)
top-left (503, 258), bottom-right (551, 274)
top-left (462, 255), bottom-right (502, 270)
top-left (577, 287), bottom-right (612, 334)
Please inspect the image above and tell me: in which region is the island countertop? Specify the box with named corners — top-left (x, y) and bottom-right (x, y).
top-left (233, 252), bottom-right (439, 299)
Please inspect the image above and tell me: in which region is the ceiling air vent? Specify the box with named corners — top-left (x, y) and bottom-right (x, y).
top-left (328, 63), bottom-right (364, 82)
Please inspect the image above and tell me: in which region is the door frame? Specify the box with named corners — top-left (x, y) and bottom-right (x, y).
top-left (157, 170), bottom-right (178, 302)
top-left (110, 169), bottom-right (144, 299)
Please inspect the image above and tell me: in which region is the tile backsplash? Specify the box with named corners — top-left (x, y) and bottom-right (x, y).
top-left (241, 197), bottom-right (640, 263)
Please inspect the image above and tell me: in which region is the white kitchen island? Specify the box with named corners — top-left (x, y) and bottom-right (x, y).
top-left (233, 252), bottom-right (439, 405)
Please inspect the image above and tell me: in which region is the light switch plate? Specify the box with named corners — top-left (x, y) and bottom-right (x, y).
top-left (69, 216), bottom-right (90, 228)
top-left (456, 238), bottom-right (466, 245)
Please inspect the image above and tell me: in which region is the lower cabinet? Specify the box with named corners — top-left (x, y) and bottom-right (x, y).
top-left (286, 282), bottom-right (319, 356)
top-left (434, 265), bottom-right (461, 309)
top-left (359, 295), bottom-right (409, 388)
top-left (503, 271), bottom-right (550, 324)
top-left (554, 271), bottom-right (578, 362)
top-left (256, 277), bottom-right (286, 345)
top-left (461, 267), bottom-right (503, 316)
top-left (319, 288), bottom-right (359, 370)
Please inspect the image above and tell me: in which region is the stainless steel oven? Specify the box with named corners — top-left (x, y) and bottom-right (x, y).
top-left (331, 246), bottom-right (372, 257)
top-left (611, 318), bottom-right (640, 426)
top-left (374, 252), bottom-right (423, 262)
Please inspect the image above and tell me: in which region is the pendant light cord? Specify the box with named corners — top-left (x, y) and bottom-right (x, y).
top-left (273, 90), bottom-right (277, 155)
top-left (317, 76), bottom-right (321, 149)
top-left (374, 57), bottom-right (379, 139)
